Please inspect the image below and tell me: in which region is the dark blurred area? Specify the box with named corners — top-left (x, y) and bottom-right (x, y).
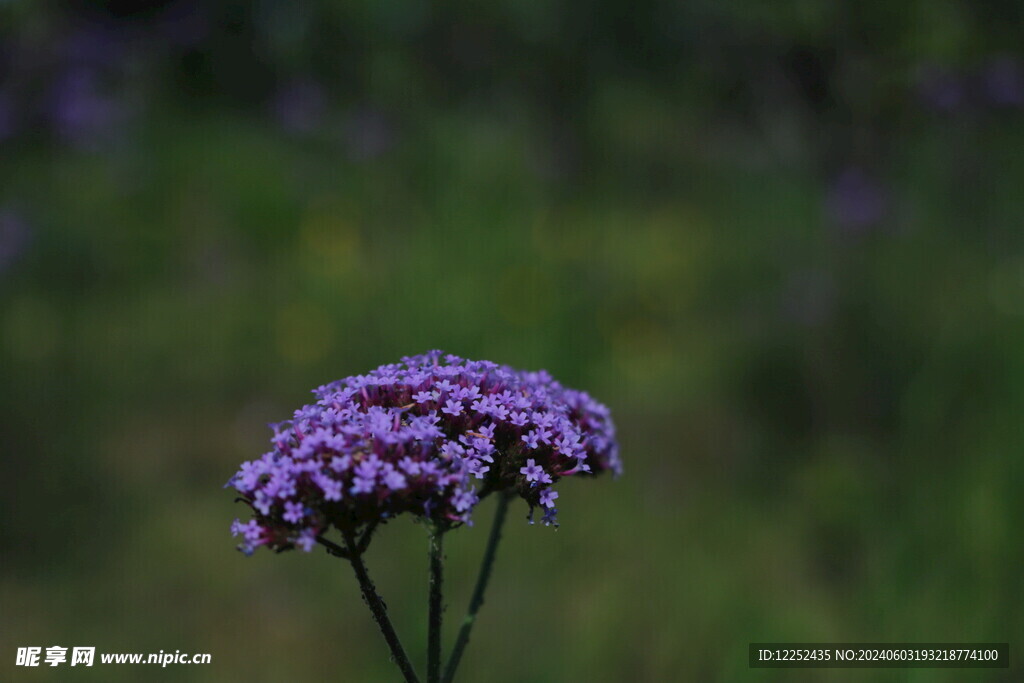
top-left (2, 1), bottom-right (1022, 681)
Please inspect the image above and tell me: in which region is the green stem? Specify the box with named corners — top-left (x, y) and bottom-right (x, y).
top-left (427, 526), bottom-right (445, 683)
top-left (441, 491), bottom-right (512, 683)
top-left (342, 529), bottom-right (420, 683)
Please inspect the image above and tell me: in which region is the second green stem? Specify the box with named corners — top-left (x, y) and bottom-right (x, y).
top-left (427, 526), bottom-right (445, 683)
top-left (441, 490), bottom-right (512, 683)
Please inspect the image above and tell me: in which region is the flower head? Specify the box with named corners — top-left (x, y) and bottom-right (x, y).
top-left (227, 350), bottom-right (619, 555)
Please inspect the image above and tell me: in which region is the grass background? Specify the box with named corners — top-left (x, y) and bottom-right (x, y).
top-left (1, 1), bottom-right (1022, 680)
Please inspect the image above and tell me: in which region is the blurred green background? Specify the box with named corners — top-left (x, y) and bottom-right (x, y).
top-left (2, 1), bottom-right (1022, 681)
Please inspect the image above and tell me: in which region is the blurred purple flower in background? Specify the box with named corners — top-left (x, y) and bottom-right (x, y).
top-left (982, 55), bottom-right (1024, 108)
top-left (272, 79), bottom-right (327, 135)
top-left (47, 68), bottom-right (123, 147)
top-left (154, 0), bottom-right (209, 48)
top-left (0, 209), bottom-right (31, 273)
top-left (825, 167), bottom-right (888, 235)
top-left (915, 64), bottom-right (965, 113)
top-left (343, 105), bottom-right (396, 160)
top-left (64, 25), bottom-right (125, 68)
top-left (0, 90), bottom-right (16, 141)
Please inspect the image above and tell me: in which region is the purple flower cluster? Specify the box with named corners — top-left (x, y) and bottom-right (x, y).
top-left (228, 351), bottom-right (619, 555)
top-left (825, 166), bottom-right (888, 234)
top-left (915, 56), bottom-right (1024, 113)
